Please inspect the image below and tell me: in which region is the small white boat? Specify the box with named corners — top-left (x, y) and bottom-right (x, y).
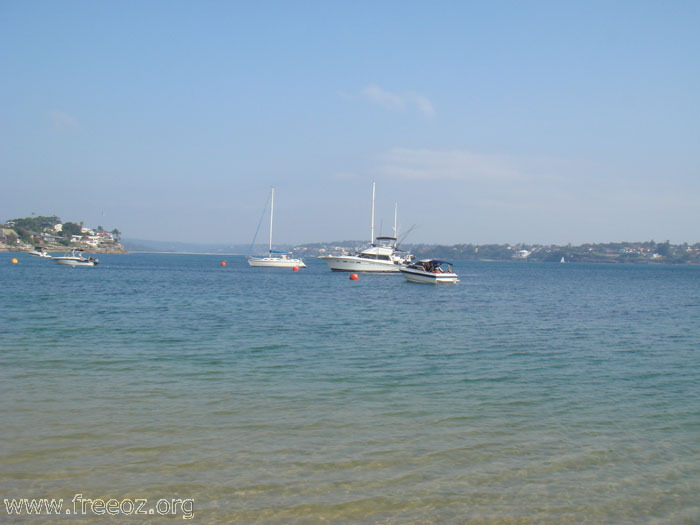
top-left (320, 182), bottom-right (413, 272)
top-left (400, 259), bottom-right (459, 284)
top-left (247, 187), bottom-right (306, 268)
top-left (29, 246), bottom-right (52, 258)
top-left (53, 249), bottom-right (99, 267)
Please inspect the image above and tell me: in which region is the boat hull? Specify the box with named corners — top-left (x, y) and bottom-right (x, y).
top-left (247, 257), bottom-right (306, 268)
top-left (319, 256), bottom-right (401, 273)
top-left (400, 267), bottom-right (459, 284)
top-left (54, 258), bottom-right (96, 267)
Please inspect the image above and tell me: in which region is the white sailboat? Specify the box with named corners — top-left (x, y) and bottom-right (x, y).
top-left (247, 187), bottom-right (306, 268)
top-left (319, 182), bottom-right (413, 272)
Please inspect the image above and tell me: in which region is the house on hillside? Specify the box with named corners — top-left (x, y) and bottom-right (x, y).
top-left (1, 228), bottom-right (20, 244)
top-left (41, 232), bottom-right (62, 243)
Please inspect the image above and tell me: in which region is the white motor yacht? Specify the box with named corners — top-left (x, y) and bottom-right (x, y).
top-left (29, 246), bottom-right (52, 258)
top-left (53, 249), bottom-right (99, 267)
top-left (320, 236), bottom-right (412, 272)
top-left (400, 259), bottom-right (459, 284)
top-left (320, 182), bottom-right (412, 272)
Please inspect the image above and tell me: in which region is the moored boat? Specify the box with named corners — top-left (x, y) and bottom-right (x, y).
top-left (400, 259), bottom-right (459, 284)
top-left (248, 251), bottom-right (306, 268)
top-left (320, 236), bottom-right (412, 272)
top-left (247, 187), bottom-right (306, 268)
top-left (53, 249), bottom-right (99, 267)
top-left (319, 182), bottom-right (412, 272)
top-left (29, 246), bottom-right (52, 258)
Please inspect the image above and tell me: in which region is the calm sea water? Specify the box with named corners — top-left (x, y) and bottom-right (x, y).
top-left (1, 253), bottom-right (699, 523)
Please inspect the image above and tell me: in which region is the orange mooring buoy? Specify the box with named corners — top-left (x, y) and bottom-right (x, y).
top-left (349, 273), bottom-right (359, 280)
top-left (293, 266), bottom-right (299, 271)
top-left (11, 258), bottom-right (18, 264)
top-left (220, 261), bottom-right (226, 267)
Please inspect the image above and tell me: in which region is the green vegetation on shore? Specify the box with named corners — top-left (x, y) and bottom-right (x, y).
top-left (1, 215), bottom-right (125, 253)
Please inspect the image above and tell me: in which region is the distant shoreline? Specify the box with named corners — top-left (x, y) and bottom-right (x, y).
top-left (5, 239), bottom-right (700, 265)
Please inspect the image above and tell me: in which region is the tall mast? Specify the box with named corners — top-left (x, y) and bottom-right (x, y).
top-left (370, 181), bottom-right (376, 244)
top-left (393, 202), bottom-right (398, 238)
top-left (269, 187), bottom-right (274, 253)
top-left (393, 202), bottom-right (398, 247)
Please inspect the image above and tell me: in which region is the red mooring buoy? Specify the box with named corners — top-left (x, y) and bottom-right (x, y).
top-left (293, 266), bottom-right (299, 271)
top-left (220, 261), bottom-right (227, 267)
top-left (349, 273), bottom-right (359, 280)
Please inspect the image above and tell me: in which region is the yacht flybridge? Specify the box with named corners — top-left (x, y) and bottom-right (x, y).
top-left (319, 182), bottom-right (413, 272)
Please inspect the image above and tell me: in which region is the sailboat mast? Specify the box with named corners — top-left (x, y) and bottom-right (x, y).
top-left (393, 203), bottom-right (398, 237)
top-left (393, 202), bottom-right (398, 247)
top-left (269, 187), bottom-right (274, 254)
top-left (370, 181), bottom-right (376, 244)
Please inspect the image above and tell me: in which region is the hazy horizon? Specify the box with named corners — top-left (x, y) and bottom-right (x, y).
top-left (120, 236), bottom-right (694, 249)
top-left (3, 2), bottom-right (699, 246)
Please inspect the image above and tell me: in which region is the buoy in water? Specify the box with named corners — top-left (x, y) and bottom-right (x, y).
top-left (349, 273), bottom-right (359, 280)
top-left (11, 258), bottom-right (18, 264)
top-left (293, 266), bottom-right (299, 271)
top-left (220, 261), bottom-right (226, 267)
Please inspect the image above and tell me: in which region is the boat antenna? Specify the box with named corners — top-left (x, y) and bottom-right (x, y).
top-left (370, 181), bottom-right (376, 245)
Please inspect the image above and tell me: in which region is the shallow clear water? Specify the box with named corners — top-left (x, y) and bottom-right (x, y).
top-left (1, 253), bottom-right (699, 523)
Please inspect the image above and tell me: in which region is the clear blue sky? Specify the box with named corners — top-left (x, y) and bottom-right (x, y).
top-left (2, 1), bottom-right (699, 245)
